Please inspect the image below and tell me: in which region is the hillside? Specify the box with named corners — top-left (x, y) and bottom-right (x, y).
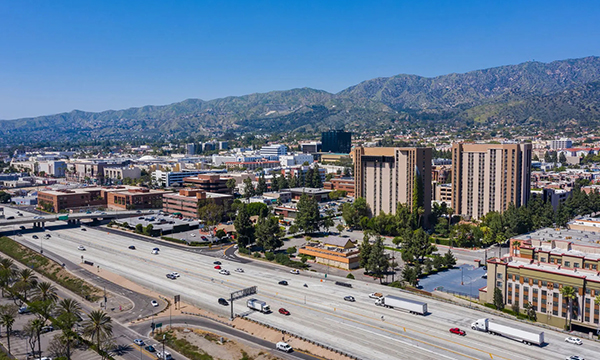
top-left (2, 56), bottom-right (600, 144)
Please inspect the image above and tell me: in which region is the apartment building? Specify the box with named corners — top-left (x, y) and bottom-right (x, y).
top-left (451, 142), bottom-right (532, 220)
top-left (352, 146), bottom-right (432, 220)
top-left (432, 182), bottom-right (452, 203)
top-left (480, 227), bottom-right (600, 331)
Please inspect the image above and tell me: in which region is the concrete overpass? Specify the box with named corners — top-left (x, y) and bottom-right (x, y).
top-left (0, 210), bottom-right (155, 229)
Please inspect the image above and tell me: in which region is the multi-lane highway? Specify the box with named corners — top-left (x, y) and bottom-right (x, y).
top-left (2, 210), bottom-right (598, 360)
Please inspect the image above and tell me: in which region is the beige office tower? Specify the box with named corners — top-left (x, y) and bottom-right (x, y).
top-left (451, 142), bottom-right (532, 220)
top-left (353, 147), bottom-right (432, 222)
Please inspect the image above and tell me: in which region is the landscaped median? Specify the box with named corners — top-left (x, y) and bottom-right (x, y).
top-left (0, 236), bottom-right (101, 301)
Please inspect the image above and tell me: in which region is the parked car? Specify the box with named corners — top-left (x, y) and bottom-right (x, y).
top-left (156, 351), bottom-right (172, 360)
top-left (133, 339), bottom-right (145, 346)
top-left (278, 280), bottom-right (288, 286)
top-left (218, 298), bottom-right (229, 306)
top-left (344, 296), bottom-right (355, 302)
top-left (78, 245), bottom-right (86, 251)
top-left (18, 306), bottom-right (30, 314)
top-left (41, 325), bottom-right (54, 333)
top-left (151, 300), bottom-right (159, 307)
top-left (565, 337), bottom-right (583, 345)
top-left (214, 265), bottom-right (221, 270)
top-left (153, 247), bottom-right (160, 251)
top-left (275, 342), bottom-right (292, 353)
top-left (152, 250), bottom-right (159, 255)
top-left (449, 328), bottom-right (466, 336)
top-left (278, 308), bottom-right (290, 315)
top-left (128, 245), bottom-right (136, 250)
top-left (290, 269), bottom-right (300, 275)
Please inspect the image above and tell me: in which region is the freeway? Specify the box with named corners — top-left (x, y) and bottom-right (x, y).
top-left (1, 209), bottom-right (596, 360)
top-left (0, 209), bottom-right (152, 227)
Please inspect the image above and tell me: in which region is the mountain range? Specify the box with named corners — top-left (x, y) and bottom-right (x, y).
top-left (2, 56), bottom-right (600, 145)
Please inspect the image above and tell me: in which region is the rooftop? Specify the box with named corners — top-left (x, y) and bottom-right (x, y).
top-left (506, 257), bottom-right (600, 283)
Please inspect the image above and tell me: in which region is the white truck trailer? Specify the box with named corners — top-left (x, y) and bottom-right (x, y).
top-left (247, 298), bottom-right (271, 313)
top-left (375, 295), bottom-right (427, 315)
top-left (471, 318), bottom-right (544, 346)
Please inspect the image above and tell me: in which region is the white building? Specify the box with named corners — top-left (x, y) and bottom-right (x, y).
top-left (279, 154), bottom-right (313, 167)
top-left (104, 166), bottom-right (142, 182)
top-left (212, 155), bottom-right (237, 166)
top-left (152, 169), bottom-right (226, 187)
top-left (38, 161), bottom-right (67, 177)
top-left (550, 138), bottom-right (573, 150)
top-left (185, 143), bottom-right (197, 155)
top-left (260, 144), bottom-right (287, 158)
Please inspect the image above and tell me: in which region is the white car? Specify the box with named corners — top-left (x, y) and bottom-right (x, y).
top-left (219, 269), bottom-right (230, 275)
top-left (191, 233), bottom-right (196, 237)
top-left (78, 245), bottom-right (86, 251)
top-left (151, 250), bottom-right (159, 255)
top-left (235, 268), bottom-right (244, 273)
top-left (290, 269), bottom-right (300, 275)
top-left (151, 300), bottom-right (159, 307)
top-left (276, 342), bottom-right (292, 353)
top-left (170, 272), bottom-right (180, 278)
top-left (565, 336), bottom-right (583, 345)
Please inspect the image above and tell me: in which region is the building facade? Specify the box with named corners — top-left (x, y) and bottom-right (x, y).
top-left (352, 146), bottom-right (432, 220)
top-left (321, 130), bottom-right (352, 154)
top-left (550, 138), bottom-right (573, 150)
top-left (182, 174), bottom-right (230, 193)
top-left (451, 142), bottom-right (532, 220)
top-left (162, 189), bottom-right (233, 219)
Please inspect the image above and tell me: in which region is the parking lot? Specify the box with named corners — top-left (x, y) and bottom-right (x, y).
top-left (417, 263), bottom-right (487, 298)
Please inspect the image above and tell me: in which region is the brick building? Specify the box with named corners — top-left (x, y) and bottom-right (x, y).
top-left (323, 178), bottom-right (355, 197)
top-left (162, 189), bottom-right (233, 219)
top-left (183, 174), bottom-right (230, 193)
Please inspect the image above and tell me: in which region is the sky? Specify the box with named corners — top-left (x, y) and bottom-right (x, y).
top-left (0, 0), bottom-right (599, 119)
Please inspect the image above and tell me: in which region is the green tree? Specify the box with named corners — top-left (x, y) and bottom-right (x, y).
top-left (359, 234), bottom-right (372, 269)
top-left (524, 301), bottom-right (537, 321)
top-left (400, 229), bottom-right (436, 264)
top-left (215, 229), bottom-right (226, 239)
top-left (296, 193), bottom-right (321, 234)
top-left (322, 208), bottom-right (335, 233)
top-left (270, 174), bottom-right (280, 192)
top-left (143, 224), bottom-right (154, 236)
top-left (277, 174), bottom-right (289, 190)
top-left (226, 178), bottom-right (237, 193)
top-left (559, 152), bottom-right (567, 164)
top-left (256, 175), bottom-right (268, 195)
top-left (493, 287), bottom-right (504, 310)
top-left (336, 224), bottom-right (345, 233)
top-left (443, 250), bottom-right (457, 267)
top-left (135, 223), bottom-right (143, 234)
top-left (24, 318), bottom-right (44, 359)
top-left (197, 201), bottom-right (223, 227)
top-left (0, 305), bottom-right (17, 354)
top-left (312, 165), bottom-right (323, 188)
top-left (255, 216), bottom-right (283, 252)
top-left (234, 204), bottom-right (255, 247)
top-left (55, 298), bottom-right (82, 360)
top-left (412, 172), bottom-right (424, 228)
top-left (82, 310), bottom-right (113, 357)
top-left (0, 258), bottom-right (16, 297)
top-left (32, 281), bottom-right (58, 303)
top-left (402, 266), bottom-right (418, 286)
top-left (243, 177), bottom-right (255, 199)
top-left (366, 236), bottom-right (389, 284)
top-left (246, 202), bottom-right (268, 216)
top-left (15, 268), bottom-right (38, 302)
top-left (0, 191), bottom-right (11, 204)
top-left (560, 285), bottom-right (576, 330)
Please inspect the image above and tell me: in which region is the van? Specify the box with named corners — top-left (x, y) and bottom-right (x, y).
top-left (156, 351), bottom-right (172, 360)
top-left (276, 342), bottom-right (292, 352)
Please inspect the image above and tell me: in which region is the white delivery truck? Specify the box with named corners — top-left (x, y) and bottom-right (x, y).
top-left (471, 318), bottom-right (544, 346)
top-left (375, 295), bottom-right (427, 315)
top-left (247, 298), bottom-right (271, 313)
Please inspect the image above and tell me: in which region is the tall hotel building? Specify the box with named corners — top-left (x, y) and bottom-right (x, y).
top-left (352, 147), bottom-right (432, 221)
top-left (451, 142), bottom-right (532, 220)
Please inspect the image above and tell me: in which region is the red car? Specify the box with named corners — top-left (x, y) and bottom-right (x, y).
top-left (278, 308), bottom-right (290, 316)
top-left (214, 265), bottom-right (221, 270)
top-left (449, 327), bottom-right (466, 336)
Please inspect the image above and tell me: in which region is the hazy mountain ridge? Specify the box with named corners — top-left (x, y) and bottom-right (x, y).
top-left (2, 56), bottom-right (600, 144)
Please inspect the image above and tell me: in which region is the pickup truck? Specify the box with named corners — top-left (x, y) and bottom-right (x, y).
top-left (369, 292), bottom-right (383, 299)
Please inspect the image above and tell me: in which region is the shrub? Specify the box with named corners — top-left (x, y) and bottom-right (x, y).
top-left (265, 252), bottom-right (275, 261)
top-left (389, 281), bottom-right (404, 289)
top-left (253, 252), bottom-right (262, 258)
top-left (286, 247), bottom-right (297, 255)
top-left (238, 247), bottom-right (250, 254)
top-left (346, 273), bottom-right (355, 279)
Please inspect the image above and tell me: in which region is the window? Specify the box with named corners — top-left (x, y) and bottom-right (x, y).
top-left (541, 306), bottom-right (546, 313)
top-left (586, 288), bottom-right (591, 295)
top-left (553, 309), bottom-right (559, 316)
top-left (541, 257), bottom-right (546, 262)
top-left (515, 275), bottom-right (520, 281)
top-left (574, 263), bottom-right (580, 268)
top-left (557, 259), bottom-right (562, 265)
top-left (565, 261), bottom-right (571, 267)
top-left (593, 264), bottom-right (598, 270)
top-left (497, 273), bottom-right (503, 279)
top-left (497, 281), bottom-right (503, 288)
top-left (515, 284), bottom-right (520, 290)
top-left (523, 277), bottom-right (529, 283)
top-left (542, 290), bottom-right (547, 297)
top-left (533, 288), bottom-right (538, 294)
top-left (542, 281), bottom-right (548, 287)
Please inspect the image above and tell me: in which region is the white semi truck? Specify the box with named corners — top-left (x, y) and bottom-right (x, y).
top-left (471, 318), bottom-right (544, 346)
top-left (375, 295), bottom-right (427, 315)
top-left (247, 298), bottom-right (271, 313)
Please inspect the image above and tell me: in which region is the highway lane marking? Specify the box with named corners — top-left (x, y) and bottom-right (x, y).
top-left (293, 350), bottom-right (334, 360)
top-left (35, 231), bottom-right (512, 359)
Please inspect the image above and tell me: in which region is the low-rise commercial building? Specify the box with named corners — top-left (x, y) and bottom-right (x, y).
top-left (289, 187), bottom-right (331, 202)
top-left (183, 174), bottom-right (230, 193)
top-left (225, 160), bottom-right (280, 171)
top-left (104, 167), bottom-right (142, 183)
top-left (323, 178), bottom-right (355, 197)
top-left (38, 186), bottom-right (165, 212)
top-left (105, 188), bottom-right (165, 210)
top-left (162, 188), bottom-right (233, 219)
top-left (298, 236), bottom-right (359, 270)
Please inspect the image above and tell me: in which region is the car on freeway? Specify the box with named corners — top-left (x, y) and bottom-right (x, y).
top-left (19, 226), bottom-right (25, 230)
top-left (166, 273), bottom-right (176, 280)
top-left (156, 350), bottom-right (172, 360)
top-left (152, 250), bottom-right (159, 255)
top-left (449, 328), bottom-right (466, 336)
top-left (44, 234), bottom-right (51, 238)
top-left (136, 210), bottom-right (142, 214)
top-left (235, 268), bottom-right (244, 273)
top-left (213, 261), bottom-right (222, 265)
top-left (170, 272), bottom-right (180, 278)
top-left (153, 247), bottom-right (160, 251)
top-left (151, 300), bottom-right (159, 307)
top-left (278, 308), bottom-right (290, 315)
top-left (344, 296), bottom-right (355, 302)
top-left (6, 216), bottom-right (14, 220)
top-left (290, 269), bottom-right (300, 275)
top-left (565, 356), bottom-right (585, 360)
top-left (369, 292), bottom-right (383, 299)
top-left (32, 235), bottom-right (38, 239)
top-left (565, 337), bottom-right (583, 345)
top-left (278, 280), bottom-right (288, 286)
top-left (275, 342), bottom-right (292, 353)
top-left (41, 325), bottom-right (54, 333)
top-left (218, 298), bottom-right (229, 306)
top-left (147, 210), bottom-right (155, 214)
top-left (81, 228), bottom-right (87, 231)
top-left (144, 345), bottom-right (155, 352)
top-left (219, 269), bottom-right (230, 275)
top-left (214, 265), bottom-right (221, 270)
top-left (133, 339), bottom-right (145, 346)
top-left (128, 245), bottom-right (136, 250)
top-left (78, 246), bottom-right (86, 251)
top-left (17, 213), bottom-right (23, 216)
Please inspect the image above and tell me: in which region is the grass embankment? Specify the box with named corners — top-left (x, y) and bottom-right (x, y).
top-left (0, 236), bottom-right (101, 301)
top-left (155, 330), bottom-right (214, 360)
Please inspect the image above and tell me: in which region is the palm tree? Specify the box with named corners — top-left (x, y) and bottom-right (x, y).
top-left (32, 282), bottom-right (58, 303)
top-left (25, 318), bottom-right (44, 358)
top-left (15, 268), bottom-right (38, 302)
top-left (0, 305), bottom-right (17, 354)
top-left (82, 310), bottom-right (112, 358)
top-left (0, 258), bottom-right (16, 296)
top-left (56, 298), bottom-right (82, 360)
top-left (560, 285), bottom-right (577, 331)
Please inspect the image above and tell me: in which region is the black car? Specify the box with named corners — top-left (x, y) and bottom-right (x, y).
top-left (213, 261), bottom-right (222, 265)
top-left (32, 235), bottom-right (39, 239)
top-left (166, 274), bottom-right (175, 279)
top-left (128, 245), bottom-right (136, 250)
top-left (81, 228), bottom-right (87, 231)
top-left (145, 345), bottom-right (156, 352)
top-left (278, 280), bottom-right (288, 286)
top-left (218, 298), bottom-right (229, 306)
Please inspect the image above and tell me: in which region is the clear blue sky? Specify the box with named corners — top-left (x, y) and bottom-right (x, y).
top-left (1, 0), bottom-right (599, 119)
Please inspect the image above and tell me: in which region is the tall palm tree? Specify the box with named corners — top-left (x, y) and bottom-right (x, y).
top-left (560, 285), bottom-right (577, 330)
top-left (32, 282), bottom-right (58, 303)
top-left (0, 305), bottom-right (17, 354)
top-left (0, 258), bottom-right (16, 296)
top-left (82, 310), bottom-right (112, 357)
top-left (15, 268), bottom-right (38, 302)
top-left (56, 298), bottom-right (82, 360)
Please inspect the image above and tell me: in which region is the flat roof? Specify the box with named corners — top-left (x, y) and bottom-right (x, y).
top-left (289, 187), bottom-right (331, 195)
top-left (514, 227), bottom-right (600, 245)
top-left (507, 258), bottom-right (600, 282)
